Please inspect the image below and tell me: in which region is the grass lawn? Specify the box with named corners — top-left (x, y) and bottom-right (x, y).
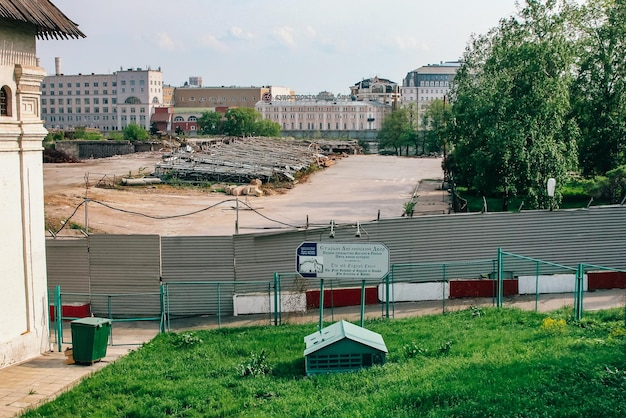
top-left (23, 308), bottom-right (626, 417)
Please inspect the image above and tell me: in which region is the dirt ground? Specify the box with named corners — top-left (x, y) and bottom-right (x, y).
top-left (43, 152), bottom-right (447, 236)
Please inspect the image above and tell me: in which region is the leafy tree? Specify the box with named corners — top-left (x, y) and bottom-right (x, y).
top-left (448, 0), bottom-right (579, 209)
top-left (123, 123), bottom-right (149, 141)
top-left (377, 108), bottom-right (414, 155)
top-left (197, 111), bottom-right (223, 135)
top-left (223, 107), bottom-right (258, 137)
top-left (254, 119), bottom-right (281, 137)
top-left (149, 122), bottom-right (159, 136)
top-left (420, 99), bottom-right (450, 155)
top-left (571, 0), bottom-right (626, 176)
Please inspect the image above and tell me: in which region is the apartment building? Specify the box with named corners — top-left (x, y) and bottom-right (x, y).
top-left (401, 61), bottom-right (460, 123)
top-left (255, 98), bottom-right (390, 133)
top-left (40, 59), bottom-right (164, 132)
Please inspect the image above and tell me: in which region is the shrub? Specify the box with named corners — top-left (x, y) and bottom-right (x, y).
top-left (541, 317), bottom-right (567, 335)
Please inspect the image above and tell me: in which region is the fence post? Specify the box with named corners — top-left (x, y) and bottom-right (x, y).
top-left (55, 285), bottom-right (62, 352)
top-left (217, 283), bottom-right (222, 328)
top-left (574, 264), bottom-right (584, 321)
top-left (273, 273), bottom-right (279, 326)
top-left (442, 263), bottom-right (447, 314)
top-left (497, 248), bottom-right (503, 308)
top-left (159, 283), bottom-right (165, 333)
top-left (385, 273), bottom-right (391, 319)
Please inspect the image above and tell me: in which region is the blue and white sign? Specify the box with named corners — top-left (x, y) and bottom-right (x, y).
top-left (296, 242), bottom-right (389, 279)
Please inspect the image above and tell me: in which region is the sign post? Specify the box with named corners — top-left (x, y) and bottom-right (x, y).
top-left (296, 242), bottom-right (390, 330)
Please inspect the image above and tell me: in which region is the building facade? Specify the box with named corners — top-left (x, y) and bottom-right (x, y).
top-left (255, 99), bottom-right (390, 135)
top-left (401, 61), bottom-right (460, 124)
top-left (0, 0), bottom-right (84, 369)
top-left (40, 62), bottom-right (164, 132)
top-left (173, 85), bottom-right (292, 110)
top-left (350, 76), bottom-right (400, 106)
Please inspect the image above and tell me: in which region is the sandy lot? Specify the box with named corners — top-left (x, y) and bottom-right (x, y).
top-left (43, 152), bottom-right (446, 236)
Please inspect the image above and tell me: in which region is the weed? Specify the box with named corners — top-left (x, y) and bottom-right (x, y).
top-left (173, 332), bottom-right (203, 348)
top-left (541, 318), bottom-right (567, 335)
top-left (469, 305), bottom-right (484, 317)
top-left (402, 342), bottom-right (428, 359)
top-left (237, 349), bottom-right (271, 377)
top-left (437, 341), bottom-right (452, 356)
top-left (609, 325), bottom-right (626, 339)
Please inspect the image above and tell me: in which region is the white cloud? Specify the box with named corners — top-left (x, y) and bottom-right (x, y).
top-left (306, 26), bottom-right (317, 37)
top-left (273, 26), bottom-right (296, 47)
top-left (393, 36), bottom-right (430, 52)
top-left (156, 32), bottom-right (177, 51)
top-left (202, 34), bottom-right (228, 52)
top-left (229, 26), bottom-right (255, 40)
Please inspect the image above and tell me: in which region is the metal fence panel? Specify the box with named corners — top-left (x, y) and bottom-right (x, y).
top-left (46, 238), bottom-right (90, 304)
top-left (88, 234), bottom-right (161, 317)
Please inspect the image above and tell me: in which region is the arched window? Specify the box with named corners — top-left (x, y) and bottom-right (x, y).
top-left (187, 116), bottom-right (197, 122)
top-left (152, 96), bottom-right (159, 104)
top-left (0, 86), bottom-right (11, 116)
top-left (124, 96), bottom-right (141, 104)
top-left (173, 116), bottom-right (184, 122)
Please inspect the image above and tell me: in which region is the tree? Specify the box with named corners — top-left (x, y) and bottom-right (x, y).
top-left (123, 123), bottom-right (149, 141)
top-left (448, 0), bottom-right (579, 209)
top-left (420, 99), bottom-right (450, 155)
top-left (254, 119), bottom-right (281, 137)
top-left (197, 111), bottom-right (223, 135)
top-left (377, 108), bottom-right (414, 155)
top-left (571, 0), bottom-right (626, 176)
top-left (223, 107), bottom-right (258, 137)
top-left (149, 122), bottom-right (159, 136)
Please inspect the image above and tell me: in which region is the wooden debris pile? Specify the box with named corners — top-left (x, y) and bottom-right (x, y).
top-left (154, 137), bottom-right (362, 184)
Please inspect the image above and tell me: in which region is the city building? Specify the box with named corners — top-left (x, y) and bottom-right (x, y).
top-left (40, 60), bottom-right (164, 132)
top-left (173, 85), bottom-right (292, 110)
top-left (255, 98), bottom-right (390, 140)
top-left (401, 61), bottom-right (460, 124)
top-left (0, 0), bottom-right (84, 369)
top-left (350, 76), bottom-right (400, 106)
top-left (152, 85), bottom-right (293, 135)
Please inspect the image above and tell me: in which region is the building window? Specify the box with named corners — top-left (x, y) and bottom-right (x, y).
top-left (0, 86), bottom-right (10, 116)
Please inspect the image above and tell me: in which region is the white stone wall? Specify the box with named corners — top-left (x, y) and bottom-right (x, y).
top-left (0, 24), bottom-right (50, 368)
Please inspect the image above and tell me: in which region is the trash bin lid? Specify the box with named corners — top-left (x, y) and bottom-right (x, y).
top-left (71, 317), bottom-right (111, 327)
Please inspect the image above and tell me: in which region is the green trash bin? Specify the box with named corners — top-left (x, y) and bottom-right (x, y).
top-left (70, 317), bottom-right (111, 364)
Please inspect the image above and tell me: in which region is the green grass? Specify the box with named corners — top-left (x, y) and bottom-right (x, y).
top-left (24, 308), bottom-right (626, 417)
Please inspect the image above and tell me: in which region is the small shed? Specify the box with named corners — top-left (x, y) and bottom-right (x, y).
top-left (304, 320), bottom-right (388, 375)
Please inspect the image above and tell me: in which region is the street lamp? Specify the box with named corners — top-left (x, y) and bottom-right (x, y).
top-left (547, 178), bottom-right (556, 211)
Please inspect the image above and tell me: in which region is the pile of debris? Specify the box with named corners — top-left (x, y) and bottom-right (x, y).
top-left (154, 137), bottom-right (362, 185)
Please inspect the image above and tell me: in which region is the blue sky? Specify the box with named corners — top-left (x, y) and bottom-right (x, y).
top-left (38, 0), bottom-right (519, 95)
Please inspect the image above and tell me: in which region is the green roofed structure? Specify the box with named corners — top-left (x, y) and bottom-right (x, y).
top-left (304, 320), bottom-right (387, 375)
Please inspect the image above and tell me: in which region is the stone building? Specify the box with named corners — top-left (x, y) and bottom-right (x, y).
top-left (0, 0), bottom-right (84, 369)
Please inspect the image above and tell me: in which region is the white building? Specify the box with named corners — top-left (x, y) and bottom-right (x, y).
top-left (401, 61), bottom-right (460, 124)
top-left (255, 99), bottom-right (390, 133)
top-left (41, 61), bottom-right (164, 132)
top-left (0, 0), bottom-right (84, 369)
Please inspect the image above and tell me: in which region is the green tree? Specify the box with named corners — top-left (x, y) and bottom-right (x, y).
top-left (149, 122), bottom-right (159, 136)
top-left (420, 99), bottom-right (450, 155)
top-left (571, 0), bottom-right (626, 176)
top-left (254, 119), bottom-right (281, 137)
top-left (197, 111), bottom-right (223, 135)
top-left (223, 107), bottom-right (258, 137)
top-left (448, 0), bottom-right (579, 210)
top-left (377, 108), bottom-right (414, 155)
top-left (123, 123), bottom-right (149, 141)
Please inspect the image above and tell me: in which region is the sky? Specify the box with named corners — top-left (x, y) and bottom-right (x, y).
top-left (37, 0), bottom-right (520, 95)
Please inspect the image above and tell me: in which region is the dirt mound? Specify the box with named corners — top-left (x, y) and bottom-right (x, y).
top-left (43, 147), bottom-right (81, 163)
